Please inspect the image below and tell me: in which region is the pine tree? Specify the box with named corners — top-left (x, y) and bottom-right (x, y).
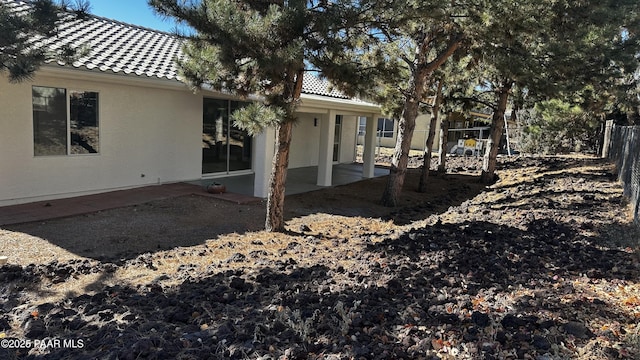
top-left (417, 53), bottom-right (479, 189)
top-left (474, 0), bottom-right (640, 183)
top-left (376, 9), bottom-right (464, 207)
top-left (149, 0), bottom-right (371, 232)
top-left (320, 1), bottom-right (487, 206)
top-left (431, 54), bottom-right (483, 176)
top-left (436, 111), bottom-right (449, 173)
top-left (1, 0), bottom-right (89, 83)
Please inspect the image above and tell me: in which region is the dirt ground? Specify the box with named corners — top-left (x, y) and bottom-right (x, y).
top-left (0, 156), bottom-right (486, 266)
top-left (1, 155), bottom-right (639, 359)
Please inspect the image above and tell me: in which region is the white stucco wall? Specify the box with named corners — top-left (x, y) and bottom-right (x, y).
top-left (412, 113), bottom-right (439, 151)
top-left (289, 114), bottom-right (321, 168)
top-left (288, 113), bottom-right (360, 168)
top-left (1, 69), bottom-right (382, 204)
top-left (0, 71), bottom-right (202, 206)
top-left (338, 115), bottom-right (358, 163)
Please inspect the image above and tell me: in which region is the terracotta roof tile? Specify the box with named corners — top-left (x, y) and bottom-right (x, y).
top-left (4, 0), bottom-right (351, 99)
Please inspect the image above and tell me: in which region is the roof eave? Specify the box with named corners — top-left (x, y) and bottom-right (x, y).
top-left (38, 64), bottom-right (190, 91)
top-left (299, 93), bottom-right (381, 114)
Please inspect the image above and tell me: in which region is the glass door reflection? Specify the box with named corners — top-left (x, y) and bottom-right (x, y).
top-left (202, 99), bottom-right (252, 175)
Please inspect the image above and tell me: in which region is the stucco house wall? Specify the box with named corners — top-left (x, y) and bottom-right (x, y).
top-left (1, 0), bottom-right (383, 206)
top-left (0, 71), bottom-right (202, 206)
top-left (1, 70), bottom-right (380, 206)
top-left (338, 115), bottom-right (358, 163)
top-left (289, 114), bottom-right (365, 168)
top-left (289, 114), bottom-right (322, 168)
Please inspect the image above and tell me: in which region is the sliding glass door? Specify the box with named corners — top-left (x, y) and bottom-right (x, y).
top-left (202, 99), bottom-right (252, 175)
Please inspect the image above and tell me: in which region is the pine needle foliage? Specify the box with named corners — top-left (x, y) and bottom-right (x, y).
top-left (149, 0), bottom-right (368, 126)
top-left (451, 0), bottom-right (640, 182)
top-left (0, 0), bottom-right (90, 83)
top-left (148, 0), bottom-right (376, 231)
top-left (315, 0), bottom-right (488, 206)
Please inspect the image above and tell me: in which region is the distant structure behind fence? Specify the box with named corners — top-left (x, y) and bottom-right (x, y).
top-left (603, 120), bottom-right (640, 228)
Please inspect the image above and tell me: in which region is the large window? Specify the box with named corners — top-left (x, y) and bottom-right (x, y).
top-left (32, 86), bottom-right (99, 156)
top-left (358, 116), bottom-right (366, 136)
top-left (358, 117), bottom-right (395, 138)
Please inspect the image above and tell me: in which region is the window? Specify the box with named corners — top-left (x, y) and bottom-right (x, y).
top-left (358, 117), bottom-right (395, 138)
top-left (377, 117), bottom-right (395, 138)
top-left (358, 116), bottom-right (367, 136)
top-left (202, 98), bottom-right (252, 174)
top-left (333, 115), bottom-right (342, 162)
top-left (32, 86), bottom-right (99, 156)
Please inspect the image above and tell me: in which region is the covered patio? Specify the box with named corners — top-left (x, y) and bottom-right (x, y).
top-left (0, 163), bottom-right (388, 226)
top-left (197, 162), bottom-right (389, 196)
top-left (243, 92), bottom-right (384, 198)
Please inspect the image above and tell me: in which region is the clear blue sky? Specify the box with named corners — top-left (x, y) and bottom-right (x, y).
top-left (87, 0), bottom-right (183, 32)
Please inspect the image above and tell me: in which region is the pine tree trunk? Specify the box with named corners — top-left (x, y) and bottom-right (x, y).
top-left (437, 113), bottom-right (449, 174)
top-left (265, 120), bottom-right (293, 232)
top-left (481, 82), bottom-right (512, 184)
top-left (418, 80), bottom-right (443, 192)
top-left (380, 36), bottom-right (461, 207)
top-left (380, 78), bottom-right (423, 207)
top-left (264, 67), bottom-right (304, 232)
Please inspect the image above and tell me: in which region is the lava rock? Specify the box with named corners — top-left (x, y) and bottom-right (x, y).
top-left (24, 318), bottom-right (46, 338)
top-left (471, 311), bottom-right (491, 327)
top-left (562, 321), bottom-right (593, 339)
top-left (501, 314), bottom-right (526, 329)
top-left (226, 253), bottom-right (247, 263)
top-left (532, 335), bottom-right (551, 350)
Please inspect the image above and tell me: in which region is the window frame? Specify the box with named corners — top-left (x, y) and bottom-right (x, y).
top-left (358, 117), bottom-right (396, 138)
top-left (32, 85), bottom-right (100, 157)
top-left (357, 116), bottom-right (366, 136)
top-left (377, 117), bottom-right (395, 138)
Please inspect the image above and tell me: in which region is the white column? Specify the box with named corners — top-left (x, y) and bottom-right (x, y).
top-left (362, 113), bottom-right (378, 178)
top-left (253, 126), bottom-right (276, 198)
top-left (317, 110), bottom-right (337, 186)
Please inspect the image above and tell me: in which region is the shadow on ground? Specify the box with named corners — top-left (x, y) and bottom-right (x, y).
top-left (1, 156), bottom-right (638, 359)
top-left (3, 170), bottom-right (486, 264)
top-left (2, 215), bottom-right (637, 359)
top-left (285, 170), bottom-right (487, 226)
top-left (2, 195), bottom-right (267, 264)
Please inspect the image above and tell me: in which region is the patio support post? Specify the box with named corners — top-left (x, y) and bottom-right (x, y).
top-left (362, 113), bottom-right (378, 178)
top-left (253, 126), bottom-right (276, 198)
top-left (317, 110), bottom-right (337, 186)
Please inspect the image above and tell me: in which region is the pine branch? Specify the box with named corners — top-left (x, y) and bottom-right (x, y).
top-left (450, 96), bottom-right (497, 111)
top-left (423, 34), bottom-right (463, 74)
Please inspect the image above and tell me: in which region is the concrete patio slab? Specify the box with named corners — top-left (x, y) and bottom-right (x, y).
top-left (0, 163), bottom-right (387, 226)
top-left (0, 183), bottom-right (261, 226)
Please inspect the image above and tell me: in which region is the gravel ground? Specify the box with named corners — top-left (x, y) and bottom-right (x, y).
top-left (0, 155), bottom-right (639, 359)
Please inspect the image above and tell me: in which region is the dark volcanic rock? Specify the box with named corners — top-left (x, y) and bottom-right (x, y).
top-left (562, 321), bottom-right (593, 339)
top-left (471, 311), bottom-right (491, 327)
top-left (24, 318), bottom-right (46, 338)
top-left (2, 156), bottom-right (638, 359)
top-left (532, 335), bottom-right (552, 350)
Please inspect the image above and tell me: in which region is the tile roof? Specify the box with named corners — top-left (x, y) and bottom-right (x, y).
top-left (301, 75), bottom-right (350, 99)
top-left (4, 0), bottom-right (350, 99)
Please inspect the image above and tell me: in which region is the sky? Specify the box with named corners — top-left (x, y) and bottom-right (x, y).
top-left (87, 0), bottom-right (183, 32)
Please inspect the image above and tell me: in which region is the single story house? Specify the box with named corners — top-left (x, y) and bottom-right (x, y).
top-left (0, 0), bottom-right (390, 206)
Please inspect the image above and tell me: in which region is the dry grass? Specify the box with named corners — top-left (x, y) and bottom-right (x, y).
top-left (1, 154), bottom-right (639, 359)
